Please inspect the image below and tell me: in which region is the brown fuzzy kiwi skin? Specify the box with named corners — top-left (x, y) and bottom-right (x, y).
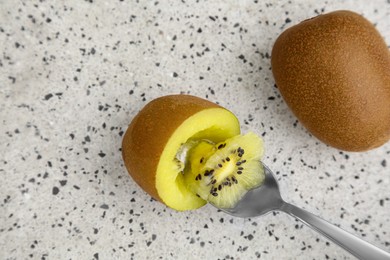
top-left (271, 10), bottom-right (390, 152)
top-left (122, 94), bottom-right (220, 202)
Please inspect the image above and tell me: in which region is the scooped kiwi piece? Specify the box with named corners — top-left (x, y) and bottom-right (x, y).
top-left (183, 132), bottom-right (265, 209)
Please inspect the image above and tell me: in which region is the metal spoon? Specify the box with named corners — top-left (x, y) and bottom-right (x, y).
top-left (216, 163), bottom-right (390, 260)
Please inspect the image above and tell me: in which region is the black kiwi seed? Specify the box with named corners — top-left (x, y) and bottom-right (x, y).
top-left (204, 170), bottom-right (211, 176)
top-left (237, 171), bottom-right (242, 175)
top-left (217, 143), bottom-right (225, 149)
top-left (236, 162), bottom-right (242, 166)
top-left (237, 147), bottom-right (245, 157)
top-left (212, 193), bottom-right (218, 197)
top-left (226, 157), bottom-right (230, 161)
top-left (211, 179), bottom-right (217, 184)
top-left (237, 166), bottom-right (244, 170)
top-left (218, 163), bottom-right (223, 168)
top-left (241, 160), bottom-right (247, 164)
top-left (200, 157), bottom-right (204, 163)
top-left (218, 185), bottom-right (222, 191)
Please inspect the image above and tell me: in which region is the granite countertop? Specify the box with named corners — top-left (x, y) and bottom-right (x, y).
top-left (1, 0), bottom-right (389, 259)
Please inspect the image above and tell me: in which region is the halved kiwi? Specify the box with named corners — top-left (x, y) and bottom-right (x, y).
top-left (122, 94), bottom-right (265, 211)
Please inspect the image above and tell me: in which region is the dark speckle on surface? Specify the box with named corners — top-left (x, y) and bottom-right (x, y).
top-left (44, 94), bottom-right (53, 100)
top-left (52, 187), bottom-right (59, 195)
top-left (381, 159), bottom-right (387, 167)
top-left (0, 1), bottom-right (389, 259)
top-left (100, 204), bottom-right (109, 210)
top-left (59, 180), bottom-right (67, 186)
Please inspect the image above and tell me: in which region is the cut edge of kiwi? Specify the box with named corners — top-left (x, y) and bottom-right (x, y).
top-left (155, 107), bottom-right (240, 211)
top-left (154, 107), bottom-right (265, 211)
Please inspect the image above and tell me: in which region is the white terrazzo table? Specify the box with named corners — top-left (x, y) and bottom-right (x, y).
top-left (1, 0), bottom-right (389, 259)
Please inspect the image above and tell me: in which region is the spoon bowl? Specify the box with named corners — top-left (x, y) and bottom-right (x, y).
top-left (221, 164), bottom-right (283, 218)
top-left (214, 163), bottom-right (390, 260)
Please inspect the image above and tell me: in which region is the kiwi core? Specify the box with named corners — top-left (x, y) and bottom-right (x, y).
top-left (216, 160), bottom-right (236, 181)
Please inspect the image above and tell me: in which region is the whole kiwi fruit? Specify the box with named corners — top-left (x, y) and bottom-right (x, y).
top-left (271, 10), bottom-right (390, 151)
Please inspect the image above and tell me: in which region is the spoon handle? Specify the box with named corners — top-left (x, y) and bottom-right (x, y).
top-left (280, 202), bottom-right (390, 260)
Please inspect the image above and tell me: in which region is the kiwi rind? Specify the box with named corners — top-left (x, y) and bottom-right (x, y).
top-left (271, 10), bottom-right (390, 151)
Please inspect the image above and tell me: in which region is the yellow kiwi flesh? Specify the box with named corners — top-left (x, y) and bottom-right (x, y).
top-left (156, 108), bottom-right (241, 210)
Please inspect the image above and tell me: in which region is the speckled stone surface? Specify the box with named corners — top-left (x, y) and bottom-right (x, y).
top-left (1, 0), bottom-right (389, 259)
